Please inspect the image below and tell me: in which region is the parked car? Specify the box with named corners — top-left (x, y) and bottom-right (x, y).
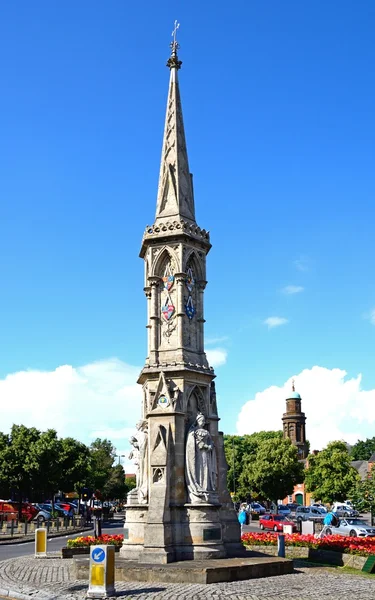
top-left (259, 514), bottom-right (297, 532)
top-left (249, 502), bottom-right (266, 515)
top-left (277, 505), bottom-right (291, 516)
top-left (295, 506), bottom-right (325, 521)
top-left (285, 503), bottom-right (299, 513)
top-left (310, 503), bottom-right (327, 513)
top-left (324, 518), bottom-right (375, 538)
top-left (37, 503), bottom-right (69, 517)
top-left (0, 501), bottom-right (17, 522)
top-left (34, 508), bottom-right (52, 522)
top-left (332, 502), bottom-right (359, 517)
top-left (0, 501), bottom-right (38, 522)
top-left (56, 501), bottom-right (79, 514)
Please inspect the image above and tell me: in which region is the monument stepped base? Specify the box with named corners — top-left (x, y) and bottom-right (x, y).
top-left (72, 554), bottom-right (293, 584)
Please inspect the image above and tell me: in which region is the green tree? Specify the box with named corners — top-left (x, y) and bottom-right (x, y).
top-left (103, 464), bottom-right (127, 499)
top-left (305, 441), bottom-right (359, 504)
top-left (0, 425), bottom-right (41, 517)
top-left (59, 437), bottom-right (90, 495)
top-left (224, 431), bottom-right (283, 499)
top-left (88, 438), bottom-right (116, 492)
top-left (350, 437), bottom-right (375, 461)
top-left (350, 465), bottom-right (375, 513)
top-left (238, 436), bottom-right (304, 505)
top-left (31, 429), bottom-right (62, 507)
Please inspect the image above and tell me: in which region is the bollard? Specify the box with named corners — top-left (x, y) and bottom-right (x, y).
top-left (35, 528), bottom-right (47, 557)
top-left (87, 545), bottom-right (115, 598)
top-left (277, 533), bottom-right (285, 557)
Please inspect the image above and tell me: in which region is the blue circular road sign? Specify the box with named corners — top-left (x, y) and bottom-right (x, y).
top-left (91, 548), bottom-right (105, 563)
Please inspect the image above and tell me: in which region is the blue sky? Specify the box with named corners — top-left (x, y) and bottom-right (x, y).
top-left (0, 1), bottom-right (374, 453)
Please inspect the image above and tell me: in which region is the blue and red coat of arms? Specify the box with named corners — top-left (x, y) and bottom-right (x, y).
top-left (162, 297), bottom-right (175, 321)
top-left (162, 275), bottom-right (174, 291)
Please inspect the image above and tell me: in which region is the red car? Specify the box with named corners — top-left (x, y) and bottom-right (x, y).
top-left (0, 501), bottom-right (38, 522)
top-left (259, 514), bottom-right (297, 532)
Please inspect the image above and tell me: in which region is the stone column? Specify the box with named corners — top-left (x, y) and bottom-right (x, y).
top-left (174, 272), bottom-right (186, 352)
top-left (148, 277), bottom-right (160, 362)
top-left (197, 280), bottom-right (207, 353)
top-left (144, 286), bottom-right (151, 362)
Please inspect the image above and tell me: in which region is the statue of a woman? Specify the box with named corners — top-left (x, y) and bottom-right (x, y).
top-left (137, 420), bottom-right (148, 504)
top-left (128, 420), bottom-right (149, 504)
top-left (185, 413), bottom-right (218, 504)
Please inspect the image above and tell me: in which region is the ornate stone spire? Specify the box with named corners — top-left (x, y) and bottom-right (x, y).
top-left (155, 22), bottom-right (195, 223)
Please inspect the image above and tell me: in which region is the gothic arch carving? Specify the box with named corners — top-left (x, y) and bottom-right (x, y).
top-left (186, 385), bottom-right (207, 426)
top-left (183, 248), bottom-right (204, 281)
top-left (151, 245), bottom-right (179, 278)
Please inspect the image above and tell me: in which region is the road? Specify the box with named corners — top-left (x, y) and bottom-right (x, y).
top-left (0, 520), bottom-right (125, 561)
top-left (0, 518), bottom-right (259, 561)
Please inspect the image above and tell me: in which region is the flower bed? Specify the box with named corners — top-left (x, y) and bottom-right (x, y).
top-left (62, 534), bottom-right (124, 558)
top-left (67, 534), bottom-right (124, 548)
top-left (242, 531), bottom-right (375, 557)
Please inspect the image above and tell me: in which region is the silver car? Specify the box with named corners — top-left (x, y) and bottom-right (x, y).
top-left (325, 518), bottom-right (375, 538)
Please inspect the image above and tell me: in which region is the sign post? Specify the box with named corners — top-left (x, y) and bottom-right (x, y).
top-left (277, 533), bottom-right (285, 558)
top-left (35, 527), bottom-right (47, 557)
top-left (87, 545), bottom-right (115, 598)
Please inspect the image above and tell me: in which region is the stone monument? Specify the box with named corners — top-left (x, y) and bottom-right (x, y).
top-left (120, 24), bottom-right (242, 564)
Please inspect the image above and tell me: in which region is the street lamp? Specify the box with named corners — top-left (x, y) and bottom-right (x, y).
top-left (116, 454), bottom-right (125, 465)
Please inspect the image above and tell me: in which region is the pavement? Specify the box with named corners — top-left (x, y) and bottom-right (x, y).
top-left (1, 555), bottom-right (375, 600)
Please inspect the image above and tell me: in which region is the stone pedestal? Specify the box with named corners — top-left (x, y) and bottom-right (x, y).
top-left (120, 505), bottom-right (148, 560)
top-left (122, 503), bottom-right (233, 563)
top-left (173, 504), bottom-right (225, 561)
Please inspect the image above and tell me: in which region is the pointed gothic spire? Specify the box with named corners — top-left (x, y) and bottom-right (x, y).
top-left (155, 23), bottom-right (195, 223)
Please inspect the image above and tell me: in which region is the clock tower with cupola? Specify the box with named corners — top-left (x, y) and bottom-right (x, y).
top-left (282, 380), bottom-right (308, 460)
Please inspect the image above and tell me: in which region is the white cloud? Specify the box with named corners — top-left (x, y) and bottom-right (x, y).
top-left (294, 256), bottom-right (310, 272)
top-left (369, 309), bottom-right (375, 325)
top-left (263, 317), bottom-right (289, 329)
top-left (206, 336), bottom-right (229, 345)
top-left (206, 348), bottom-right (227, 368)
top-left (0, 358), bottom-right (142, 472)
top-left (237, 366), bottom-right (375, 450)
top-left (282, 285), bottom-right (304, 295)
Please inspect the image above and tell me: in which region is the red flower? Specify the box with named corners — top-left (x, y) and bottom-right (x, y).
top-left (241, 531), bottom-right (375, 557)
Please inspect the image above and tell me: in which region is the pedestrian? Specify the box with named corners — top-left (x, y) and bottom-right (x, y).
top-left (238, 506), bottom-right (247, 534)
top-left (318, 511), bottom-right (340, 538)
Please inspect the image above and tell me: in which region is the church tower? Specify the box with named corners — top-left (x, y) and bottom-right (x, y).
top-left (282, 380), bottom-right (308, 460)
top-left (121, 27), bottom-right (242, 564)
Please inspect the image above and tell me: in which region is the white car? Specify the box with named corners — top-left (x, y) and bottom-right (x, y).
top-left (324, 518), bottom-right (375, 538)
top-left (249, 502), bottom-right (266, 515)
top-left (332, 502), bottom-right (359, 517)
top-left (311, 503), bottom-right (327, 513)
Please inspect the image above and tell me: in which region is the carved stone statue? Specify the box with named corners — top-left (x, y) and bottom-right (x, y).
top-left (137, 420), bottom-right (149, 504)
top-left (129, 436), bottom-right (140, 487)
top-left (128, 420), bottom-right (149, 504)
top-left (185, 412), bottom-right (218, 504)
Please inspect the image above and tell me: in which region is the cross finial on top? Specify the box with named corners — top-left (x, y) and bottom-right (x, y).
top-left (292, 378), bottom-right (295, 392)
top-left (167, 20), bottom-right (182, 70)
top-left (172, 20), bottom-right (180, 46)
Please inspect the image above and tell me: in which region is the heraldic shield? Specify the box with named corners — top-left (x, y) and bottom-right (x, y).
top-left (162, 275), bottom-right (174, 291)
top-left (185, 267), bottom-right (195, 292)
top-left (162, 295), bottom-right (175, 320)
top-left (185, 296), bottom-right (196, 320)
